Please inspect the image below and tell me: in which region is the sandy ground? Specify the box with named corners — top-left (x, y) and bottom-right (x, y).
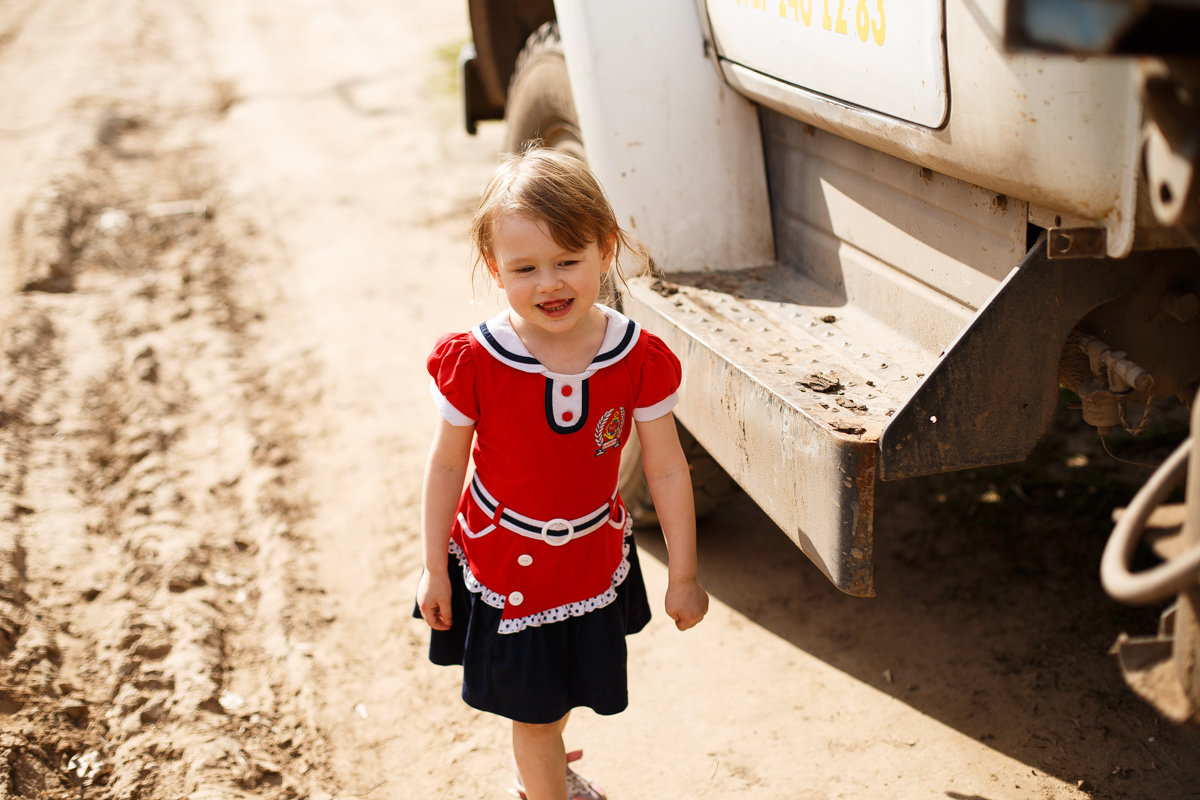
top-left (0, 1), bottom-right (1197, 798)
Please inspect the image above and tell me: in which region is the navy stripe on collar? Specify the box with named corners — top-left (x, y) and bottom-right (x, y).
top-left (473, 307), bottom-right (640, 374)
top-left (478, 321), bottom-right (540, 366)
top-left (591, 317), bottom-right (637, 367)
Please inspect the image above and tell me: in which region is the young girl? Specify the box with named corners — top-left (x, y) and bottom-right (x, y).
top-left (415, 146), bottom-right (708, 800)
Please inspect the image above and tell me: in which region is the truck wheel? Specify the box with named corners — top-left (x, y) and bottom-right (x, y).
top-left (504, 22), bottom-right (584, 159)
top-left (619, 421), bottom-right (739, 528)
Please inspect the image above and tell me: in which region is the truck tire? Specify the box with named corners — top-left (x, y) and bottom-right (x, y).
top-left (505, 22), bottom-right (737, 525)
top-left (504, 22), bottom-right (584, 159)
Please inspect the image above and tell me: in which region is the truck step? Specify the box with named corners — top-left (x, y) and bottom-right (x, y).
top-left (627, 265), bottom-right (938, 444)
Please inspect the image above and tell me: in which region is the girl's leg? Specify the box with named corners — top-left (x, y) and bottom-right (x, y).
top-left (512, 712), bottom-right (570, 800)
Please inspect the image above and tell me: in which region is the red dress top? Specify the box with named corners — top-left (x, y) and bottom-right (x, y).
top-left (428, 305), bottom-right (681, 633)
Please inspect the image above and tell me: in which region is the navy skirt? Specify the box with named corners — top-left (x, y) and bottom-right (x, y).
top-left (414, 530), bottom-right (652, 725)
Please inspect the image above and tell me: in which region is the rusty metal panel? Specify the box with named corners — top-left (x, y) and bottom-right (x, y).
top-left (623, 276), bottom-right (882, 596)
top-left (680, 340), bottom-right (876, 595)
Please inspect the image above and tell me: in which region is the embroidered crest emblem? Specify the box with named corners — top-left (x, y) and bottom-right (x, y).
top-left (594, 407), bottom-right (625, 456)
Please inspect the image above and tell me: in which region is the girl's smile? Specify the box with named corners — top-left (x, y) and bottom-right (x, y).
top-left (537, 298), bottom-right (573, 317)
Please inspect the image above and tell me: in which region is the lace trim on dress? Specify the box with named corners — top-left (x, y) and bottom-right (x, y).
top-left (449, 517), bottom-right (635, 635)
top-left (448, 539), bottom-right (508, 609)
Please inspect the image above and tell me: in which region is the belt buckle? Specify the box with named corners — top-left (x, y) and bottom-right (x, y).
top-left (541, 517), bottom-right (575, 546)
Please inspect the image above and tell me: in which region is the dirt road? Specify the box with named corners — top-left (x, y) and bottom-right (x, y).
top-left (0, 1), bottom-right (1196, 798)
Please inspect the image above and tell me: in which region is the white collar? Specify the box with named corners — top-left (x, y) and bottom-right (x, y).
top-left (472, 304), bottom-right (641, 378)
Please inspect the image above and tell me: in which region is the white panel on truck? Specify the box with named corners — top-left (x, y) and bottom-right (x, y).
top-left (706, 0), bottom-right (948, 127)
top-left (553, 0), bottom-right (776, 274)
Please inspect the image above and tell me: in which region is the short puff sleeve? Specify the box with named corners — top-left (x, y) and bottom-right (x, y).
top-left (427, 333), bottom-right (478, 426)
top-left (633, 333), bottom-right (682, 422)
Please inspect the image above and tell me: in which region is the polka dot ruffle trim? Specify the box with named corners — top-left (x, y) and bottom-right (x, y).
top-left (449, 518), bottom-right (634, 635)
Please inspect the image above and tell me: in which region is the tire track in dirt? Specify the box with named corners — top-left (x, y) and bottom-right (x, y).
top-left (0, 16), bottom-right (339, 795)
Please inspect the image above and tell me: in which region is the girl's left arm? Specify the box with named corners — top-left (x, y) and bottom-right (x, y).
top-left (635, 412), bottom-right (709, 631)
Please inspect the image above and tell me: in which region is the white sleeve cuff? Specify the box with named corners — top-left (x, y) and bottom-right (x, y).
top-left (633, 392), bottom-right (679, 422)
top-left (429, 379), bottom-right (476, 426)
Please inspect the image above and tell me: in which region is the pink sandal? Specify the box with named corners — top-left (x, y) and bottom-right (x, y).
top-left (511, 749), bottom-right (607, 800)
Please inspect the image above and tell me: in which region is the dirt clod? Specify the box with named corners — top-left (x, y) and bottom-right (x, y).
top-left (799, 371), bottom-right (843, 393)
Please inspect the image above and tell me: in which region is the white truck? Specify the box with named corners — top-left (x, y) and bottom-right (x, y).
top-left (460, 0), bottom-right (1200, 723)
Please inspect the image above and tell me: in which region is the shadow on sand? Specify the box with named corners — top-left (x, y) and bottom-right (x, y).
top-left (638, 400), bottom-right (1198, 800)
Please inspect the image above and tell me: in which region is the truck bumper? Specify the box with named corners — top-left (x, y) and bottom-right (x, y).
top-left (623, 273), bottom-right (881, 597)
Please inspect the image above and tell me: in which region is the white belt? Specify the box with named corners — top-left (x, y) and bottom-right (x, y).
top-left (457, 473), bottom-right (626, 546)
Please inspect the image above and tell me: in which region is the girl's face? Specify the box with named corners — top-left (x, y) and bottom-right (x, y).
top-left (487, 212), bottom-right (613, 343)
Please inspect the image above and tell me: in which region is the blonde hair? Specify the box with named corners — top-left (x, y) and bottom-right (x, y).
top-left (469, 145), bottom-right (644, 296)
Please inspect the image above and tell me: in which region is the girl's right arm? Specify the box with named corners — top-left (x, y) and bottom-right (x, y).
top-left (416, 415), bottom-right (475, 631)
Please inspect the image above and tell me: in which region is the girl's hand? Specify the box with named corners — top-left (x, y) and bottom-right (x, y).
top-left (665, 578), bottom-right (709, 631)
top-left (417, 569), bottom-right (454, 631)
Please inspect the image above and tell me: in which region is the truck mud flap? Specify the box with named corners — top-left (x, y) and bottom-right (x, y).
top-left (879, 235), bottom-right (1146, 480)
